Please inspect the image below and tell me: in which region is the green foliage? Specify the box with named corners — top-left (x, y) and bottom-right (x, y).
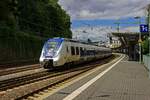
top-left (0, 0), bottom-right (72, 38)
top-left (0, 0), bottom-right (17, 28)
top-left (17, 0), bottom-right (72, 38)
top-left (142, 37), bottom-right (149, 54)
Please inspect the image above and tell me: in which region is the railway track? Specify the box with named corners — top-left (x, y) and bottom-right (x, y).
top-left (0, 55), bottom-right (116, 100)
top-left (0, 64), bottom-right (40, 76)
top-left (0, 71), bottom-right (51, 91)
top-left (0, 64), bottom-right (95, 91)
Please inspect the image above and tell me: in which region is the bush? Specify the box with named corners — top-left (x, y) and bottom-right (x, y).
top-left (142, 37), bottom-right (149, 55)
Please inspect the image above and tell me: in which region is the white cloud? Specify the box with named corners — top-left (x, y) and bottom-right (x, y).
top-left (72, 26), bottom-right (139, 42)
top-left (72, 26), bottom-right (114, 42)
top-left (121, 26), bottom-right (139, 32)
top-left (59, 0), bottom-right (150, 20)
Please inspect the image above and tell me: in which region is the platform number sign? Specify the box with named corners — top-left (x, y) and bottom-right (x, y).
top-left (140, 24), bottom-right (149, 33)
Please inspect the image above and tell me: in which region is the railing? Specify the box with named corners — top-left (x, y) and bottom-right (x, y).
top-left (143, 54), bottom-right (150, 76)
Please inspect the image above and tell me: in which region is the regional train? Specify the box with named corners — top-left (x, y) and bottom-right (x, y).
top-left (39, 37), bottom-right (112, 69)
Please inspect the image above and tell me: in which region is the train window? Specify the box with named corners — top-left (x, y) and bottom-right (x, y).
top-left (84, 48), bottom-right (86, 56)
top-left (71, 46), bottom-right (75, 55)
top-left (80, 47), bottom-right (83, 56)
top-left (76, 47), bottom-right (79, 55)
top-left (66, 46), bottom-right (69, 53)
top-left (80, 47), bottom-right (82, 51)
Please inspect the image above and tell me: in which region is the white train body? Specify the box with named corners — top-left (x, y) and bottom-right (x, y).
top-left (39, 38), bottom-right (112, 68)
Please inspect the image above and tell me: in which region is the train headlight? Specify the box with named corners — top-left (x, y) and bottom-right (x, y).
top-left (53, 54), bottom-right (60, 61)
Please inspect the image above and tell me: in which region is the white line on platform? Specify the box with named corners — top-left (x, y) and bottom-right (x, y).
top-left (63, 54), bottom-right (125, 100)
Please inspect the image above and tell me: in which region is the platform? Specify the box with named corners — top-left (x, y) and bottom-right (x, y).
top-left (43, 55), bottom-right (150, 100)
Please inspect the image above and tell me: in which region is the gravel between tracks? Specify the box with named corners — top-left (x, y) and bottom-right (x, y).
top-left (0, 68), bottom-right (47, 81)
top-left (0, 55), bottom-right (117, 100)
top-left (0, 68), bottom-right (90, 100)
top-left (0, 64), bottom-right (40, 76)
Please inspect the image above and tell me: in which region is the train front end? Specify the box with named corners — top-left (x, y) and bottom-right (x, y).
top-left (39, 38), bottom-right (64, 69)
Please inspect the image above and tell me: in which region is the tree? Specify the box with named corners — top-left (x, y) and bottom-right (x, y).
top-left (17, 0), bottom-right (72, 38)
top-left (0, 0), bottom-right (17, 28)
top-left (142, 37), bottom-right (149, 54)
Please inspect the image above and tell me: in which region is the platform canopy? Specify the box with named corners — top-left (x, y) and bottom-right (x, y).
top-left (112, 32), bottom-right (148, 47)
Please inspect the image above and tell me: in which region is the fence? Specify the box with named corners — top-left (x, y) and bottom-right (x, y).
top-left (0, 36), bottom-right (45, 65)
top-left (0, 26), bottom-right (46, 65)
top-left (143, 54), bottom-right (150, 76)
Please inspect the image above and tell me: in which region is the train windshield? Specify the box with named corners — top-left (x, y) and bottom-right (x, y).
top-left (43, 40), bottom-right (62, 57)
top-left (46, 41), bottom-right (58, 49)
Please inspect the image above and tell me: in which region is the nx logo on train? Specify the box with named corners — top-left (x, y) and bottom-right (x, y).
top-left (140, 24), bottom-right (149, 33)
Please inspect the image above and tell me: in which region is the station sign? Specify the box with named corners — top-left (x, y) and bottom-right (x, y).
top-left (140, 24), bottom-right (149, 33)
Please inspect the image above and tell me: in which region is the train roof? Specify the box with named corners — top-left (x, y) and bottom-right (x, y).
top-left (47, 37), bottom-right (83, 43)
top-left (47, 37), bottom-right (111, 49)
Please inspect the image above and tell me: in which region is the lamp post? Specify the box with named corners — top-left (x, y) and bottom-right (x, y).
top-left (134, 16), bottom-right (142, 63)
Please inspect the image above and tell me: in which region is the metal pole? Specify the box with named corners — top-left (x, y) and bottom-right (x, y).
top-left (117, 23), bottom-right (120, 32)
top-left (134, 16), bottom-right (142, 63)
top-left (139, 18), bottom-right (142, 63)
top-left (138, 17), bottom-right (142, 63)
top-left (148, 6), bottom-right (150, 55)
top-left (114, 22), bottom-right (120, 32)
top-left (139, 26), bottom-right (142, 63)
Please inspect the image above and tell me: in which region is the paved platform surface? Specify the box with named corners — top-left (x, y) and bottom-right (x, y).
top-left (44, 55), bottom-right (150, 100)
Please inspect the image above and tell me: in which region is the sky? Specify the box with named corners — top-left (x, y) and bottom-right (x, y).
top-left (58, 0), bottom-right (150, 41)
